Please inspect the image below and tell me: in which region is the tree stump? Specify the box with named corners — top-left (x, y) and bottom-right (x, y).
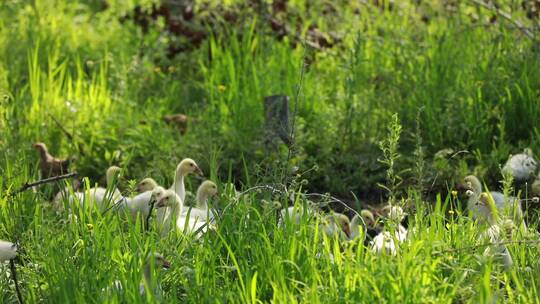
top-left (264, 95), bottom-right (292, 149)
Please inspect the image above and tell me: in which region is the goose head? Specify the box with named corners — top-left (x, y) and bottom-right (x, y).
top-left (151, 186), bottom-right (166, 206)
top-left (381, 205), bottom-right (406, 223)
top-left (321, 213), bottom-right (351, 239)
top-left (137, 178), bottom-right (158, 193)
top-left (0, 240), bottom-right (17, 262)
top-left (32, 142), bottom-right (49, 158)
top-left (155, 190), bottom-right (181, 209)
top-left (176, 158), bottom-right (203, 178)
top-left (106, 166), bottom-right (122, 186)
top-left (477, 192), bottom-right (499, 224)
top-left (142, 252), bottom-right (171, 288)
top-left (463, 175), bottom-right (482, 196)
top-left (360, 209), bottom-right (376, 227)
top-left (196, 180), bottom-right (218, 203)
top-left (145, 252), bottom-right (171, 270)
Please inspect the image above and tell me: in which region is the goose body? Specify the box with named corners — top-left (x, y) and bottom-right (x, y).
top-left (502, 150), bottom-right (537, 182)
top-left (464, 175), bottom-right (525, 227)
top-left (478, 199), bottom-right (515, 270)
top-left (0, 240), bottom-right (17, 261)
top-left (67, 166), bottom-right (123, 212)
top-left (278, 204), bottom-right (316, 226)
top-left (370, 205), bottom-right (408, 255)
top-left (120, 187), bottom-right (165, 222)
top-left (32, 142), bottom-right (71, 178)
top-left (156, 189), bottom-right (213, 238)
top-left (370, 225), bottom-right (408, 255)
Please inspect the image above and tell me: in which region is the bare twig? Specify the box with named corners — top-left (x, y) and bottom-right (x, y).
top-left (304, 193), bottom-right (361, 218)
top-left (48, 113), bottom-right (74, 141)
top-left (9, 172), bottom-right (78, 197)
top-left (47, 113), bottom-right (86, 156)
top-left (468, 0), bottom-right (534, 39)
top-left (282, 39), bottom-right (307, 185)
top-left (10, 259), bottom-right (23, 304)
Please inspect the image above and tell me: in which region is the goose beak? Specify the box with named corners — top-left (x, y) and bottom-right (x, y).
top-left (156, 198), bottom-right (166, 208)
top-left (195, 166), bottom-right (204, 176)
top-left (343, 224), bottom-right (351, 239)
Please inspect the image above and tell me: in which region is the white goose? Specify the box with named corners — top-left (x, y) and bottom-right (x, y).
top-left (156, 159), bottom-right (203, 231)
top-left (156, 190), bottom-right (212, 238)
top-left (0, 240), bottom-right (17, 262)
top-left (68, 166), bottom-right (123, 212)
top-left (119, 186), bottom-right (166, 223)
top-left (502, 149), bottom-right (537, 183)
top-left (371, 205), bottom-right (408, 255)
top-left (319, 213), bottom-right (351, 241)
top-left (278, 203), bottom-right (316, 227)
top-left (476, 193), bottom-right (514, 269)
top-left (349, 209), bottom-right (377, 240)
top-left (464, 175), bottom-right (526, 228)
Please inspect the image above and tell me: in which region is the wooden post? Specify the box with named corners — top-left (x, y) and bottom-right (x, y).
top-left (264, 95), bottom-right (292, 149)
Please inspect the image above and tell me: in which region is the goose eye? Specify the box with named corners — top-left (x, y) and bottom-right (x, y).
top-left (190, 163), bottom-right (194, 167)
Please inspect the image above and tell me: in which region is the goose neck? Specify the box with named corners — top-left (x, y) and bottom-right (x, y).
top-left (173, 173), bottom-right (185, 201)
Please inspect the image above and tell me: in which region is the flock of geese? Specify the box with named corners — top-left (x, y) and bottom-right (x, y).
top-left (1, 144), bottom-right (539, 296)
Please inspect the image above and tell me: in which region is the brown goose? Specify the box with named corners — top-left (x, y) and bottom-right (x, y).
top-left (32, 142), bottom-right (71, 178)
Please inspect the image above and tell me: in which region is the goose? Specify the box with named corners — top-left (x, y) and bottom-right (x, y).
top-left (52, 178), bottom-right (82, 208)
top-left (370, 205), bottom-right (408, 255)
top-left (0, 240), bottom-right (17, 262)
top-left (319, 213), bottom-right (351, 241)
top-left (120, 186), bottom-right (166, 223)
top-left (137, 178), bottom-right (158, 193)
top-left (477, 193), bottom-right (514, 270)
top-left (350, 209), bottom-right (381, 241)
top-left (108, 252), bottom-right (170, 296)
top-left (463, 175), bottom-right (525, 228)
top-left (32, 142), bottom-right (71, 178)
top-left (156, 158), bottom-right (203, 229)
top-left (502, 149), bottom-right (537, 183)
top-left (170, 158), bottom-right (203, 201)
top-left (68, 166), bottom-right (123, 212)
top-left (278, 203), bottom-right (316, 227)
top-left (181, 180), bottom-right (219, 223)
top-left (156, 190), bottom-right (212, 238)
top-left (163, 113), bottom-right (191, 135)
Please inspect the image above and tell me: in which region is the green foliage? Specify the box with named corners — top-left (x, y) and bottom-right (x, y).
top-left (1, 0), bottom-right (540, 302)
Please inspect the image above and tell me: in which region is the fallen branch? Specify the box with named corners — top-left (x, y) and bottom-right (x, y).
top-left (9, 172), bottom-right (79, 197)
top-left (469, 0), bottom-right (535, 39)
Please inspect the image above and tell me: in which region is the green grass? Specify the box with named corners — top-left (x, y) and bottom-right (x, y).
top-left (1, 0), bottom-right (540, 302)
